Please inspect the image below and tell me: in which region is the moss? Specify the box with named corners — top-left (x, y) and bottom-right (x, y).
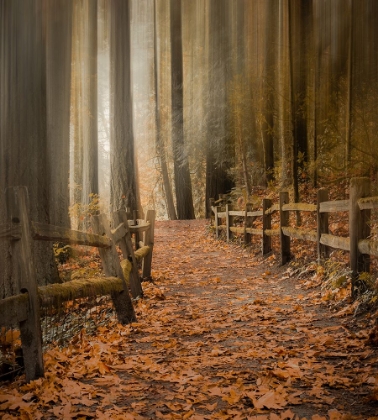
top-left (1, 250), bottom-right (148, 315)
top-left (38, 277), bottom-right (124, 309)
top-left (134, 246), bottom-right (150, 261)
top-left (120, 259), bottom-right (131, 287)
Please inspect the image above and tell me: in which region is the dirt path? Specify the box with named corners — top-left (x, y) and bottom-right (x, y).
top-left (130, 219), bottom-right (378, 419)
top-left (1, 219), bottom-right (378, 420)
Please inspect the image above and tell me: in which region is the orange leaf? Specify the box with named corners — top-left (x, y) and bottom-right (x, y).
top-left (98, 361), bottom-right (112, 375)
top-left (252, 390), bottom-right (287, 410)
top-left (222, 388), bottom-right (241, 405)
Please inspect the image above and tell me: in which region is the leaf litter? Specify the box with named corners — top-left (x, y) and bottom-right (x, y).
top-left (1, 219), bottom-right (378, 419)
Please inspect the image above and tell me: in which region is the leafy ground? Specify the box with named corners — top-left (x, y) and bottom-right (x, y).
top-left (1, 219), bottom-right (378, 419)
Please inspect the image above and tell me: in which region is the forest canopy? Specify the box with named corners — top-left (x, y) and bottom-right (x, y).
top-left (1, 0), bottom-right (377, 225)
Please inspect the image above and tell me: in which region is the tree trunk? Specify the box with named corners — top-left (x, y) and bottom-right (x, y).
top-left (0, 0), bottom-right (60, 290)
top-left (277, 0), bottom-right (293, 189)
top-left (288, 1), bottom-right (301, 209)
top-left (261, 0), bottom-right (276, 185)
top-left (170, 0), bottom-right (195, 220)
top-left (45, 0), bottom-right (73, 228)
top-left (345, 0), bottom-right (353, 175)
top-left (110, 0), bottom-right (141, 215)
top-left (154, 0), bottom-right (176, 220)
top-left (70, 0), bottom-right (99, 229)
top-left (205, 0), bottom-right (234, 216)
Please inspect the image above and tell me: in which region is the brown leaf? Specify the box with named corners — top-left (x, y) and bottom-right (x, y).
top-left (250, 390), bottom-right (287, 410)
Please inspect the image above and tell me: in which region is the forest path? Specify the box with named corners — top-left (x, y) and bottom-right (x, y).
top-left (130, 219), bottom-right (378, 420)
top-left (1, 220), bottom-right (378, 420)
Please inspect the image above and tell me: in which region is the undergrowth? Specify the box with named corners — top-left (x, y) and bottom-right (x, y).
top-left (210, 177), bottom-right (378, 318)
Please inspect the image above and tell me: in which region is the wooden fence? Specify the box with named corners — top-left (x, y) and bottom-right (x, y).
top-left (0, 186), bottom-right (155, 381)
top-left (211, 177), bottom-right (378, 293)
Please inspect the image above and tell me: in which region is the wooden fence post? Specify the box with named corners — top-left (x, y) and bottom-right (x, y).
top-left (262, 198), bottom-right (272, 255)
top-left (132, 210), bottom-right (141, 250)
top-left (219, 194), bottom-right (227, 206)
top-left (226, 204), bottom-right (233, 242)
top-left (6, 187), bottom-right (44, 381)
top-left (113, 210), bottom-right (143, 298)
top-left (349, 177), bottom-right (371, 297)
top-left (317, 188), bottom-right (330, 262)
top-left (142, 209), bottom-right (155, 279)
top-left (209, 198), bottom-right (215, 225)
top-left (214, 206), bottom-right (220, 238)
top-left (280, 191), bottom-right (290, 265)
top-left (244, 203), bottom-right (253, 245)
top-left (91, 214), bottom-right (136, 323)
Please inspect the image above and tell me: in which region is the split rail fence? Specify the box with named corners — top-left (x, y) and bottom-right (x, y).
top-left (0, 186), bottom-right (155, 381)
top-left (211, 177), bottom-right (378, 290)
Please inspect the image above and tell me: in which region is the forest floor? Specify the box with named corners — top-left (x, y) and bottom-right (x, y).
top-left (1, 219), bottom-right (378, 419)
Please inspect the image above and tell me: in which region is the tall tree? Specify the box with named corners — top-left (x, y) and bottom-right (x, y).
top-left (170, 0), bottom-right (195, 220)
top-left (154, 0), bottom-right (176, 220)
top-left (97, 0), bottom-right (111, 203)
top-left (205, 0), bottom-right (234, 216)
top-left (0, 0), bottom-right (60, 291)
top-left (110, 0), bottom-right (141, 214)
top-left (228, 1), bottom-right (250, 195)
top-left (70, 0), bottom-right (99, 228)
top-left (288, 0), bottom-right (312, 204)
top-left (260, 0), bottom-right (277, 185)
top-left (276, 0), bottom-right (293, 188)
top-left (45, 0), bottom-right (73, 228)
top-left (344, 0), bottom-right (353, 175)
top-left (347, 0), bottom-right (378, 178)
top-left (182, 0), bottom-right (208, 217)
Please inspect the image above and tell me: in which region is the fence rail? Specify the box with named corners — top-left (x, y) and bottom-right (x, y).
top-left (211, 177), bottom-right (378, 295)
top-left (0, 186), bottom-right (155, 381)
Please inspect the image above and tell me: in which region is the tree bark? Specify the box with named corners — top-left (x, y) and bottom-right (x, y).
top-left (205, 0), bottom-right (234, 216)
top-left (261, 0), bottom-right (276, 185)
top-left (70, 0), bottom-right (99, 229)
top-left (0, 0), bottom-right (60, 290)
top-left (45, 0), bottom-right (73, 228)
top-left (154, 0), bottom-right (176, 220)
top-left (170, 0), bottom-right (195, 220)
top-left (110, 0), bottom-right (141, 215)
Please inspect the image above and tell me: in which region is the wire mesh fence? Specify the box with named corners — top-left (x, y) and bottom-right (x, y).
top-left (0, 295), bottom-right (117, 382)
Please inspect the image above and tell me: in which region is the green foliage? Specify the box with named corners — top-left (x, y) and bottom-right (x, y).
top-left (320, 260), bottom-right (351, 292)
top-left (69, 193), bottom-right (101, 230)
top-left (356, 272), bottom-right (376, 293)
top-left (53, 243), bottom-right (73, 265)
